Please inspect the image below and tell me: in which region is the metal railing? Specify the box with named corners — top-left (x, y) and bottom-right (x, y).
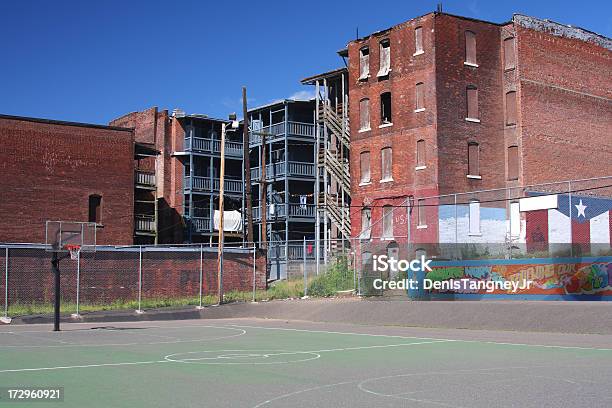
top-left (135, 170), bottom-right (156, 187)
top-left (184, 176), bottom-right (242, 194)
top-left (250, 161), bottom-right (315, 181)
top-left (252, 204), bottom-right (315, 220)
top-left (134, 215), bottom-right (156, 233)
top-left (184, 137), bottom-right (242, 158)
top-left (191, 217), bottom-right (211, 232)
top-left (249, 121), bottom-right (315, 144)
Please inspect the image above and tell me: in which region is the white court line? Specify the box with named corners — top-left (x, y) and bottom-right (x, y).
top-left (226, 324), bottom-right (612, 352)
top-left (0, 360), bottom-right (169, 374)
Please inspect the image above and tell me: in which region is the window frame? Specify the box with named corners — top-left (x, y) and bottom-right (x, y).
top-left (415, 82), bottom-right (425, 112)
top-left (377, 39), bottom-right (391, 77)
top-left (360, 207), bottom-right (372, 239)
top-left (359, 98), bottom-right (371, 131)
top-left (380, 92), bottom-right (392, 126)
top-left (417, 199), bottom-right (427, 228)
top-left (88, 194), bottom-right (102, 225)
top-left (414, 26), bottom-right (424, 55)
top-left (416, 139), bottom-right (426, 169)
top-left (380, 146), bottom-right (393, 182)
top-left (382, 205), bottom-right (394, 239)
top-left (503, 37), bottom-right (516, 70)
top-left (464, 30), bottom-right (477, 66)
top-left (359, 151), bottom-right (371, 185)
top-left (505, 90), bottom-right (517, 126)
top-left (467, 142), bottom-right (480, 178)
top-left (507, 145), bottom-right (519, 181)
top-left (466, 86), bottom-right (479, 121)
top-left (358, 47), bottom-right (370, 80)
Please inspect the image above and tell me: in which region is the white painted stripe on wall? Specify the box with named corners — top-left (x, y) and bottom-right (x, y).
top-left (548, 209), bottom-right (570, 244)
top-left (590, 211), bottom-right (611, 254)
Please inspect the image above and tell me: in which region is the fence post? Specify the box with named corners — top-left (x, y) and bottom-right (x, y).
top-left (136, 246), bottom-right (143, 314)
top-left (568, 180), bottom-right (573, 258)
top-left (353, 247), bottom-right (357, 293)
top-left (303, 237), bottom-right (307, 297)
top-left (1, 247), bottom-right (9, 324)
top-left (72, 251), bottom-right (81, 318)
top-left (197, 244), bottom-right (204, 309)
top-left (252, 244), bottom-right (256, 302)
top-left (454, 193), bottom-right (459, 259)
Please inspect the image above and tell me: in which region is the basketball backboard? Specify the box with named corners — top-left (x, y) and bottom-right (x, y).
top-left (45, 221), bottom-right (97, 253)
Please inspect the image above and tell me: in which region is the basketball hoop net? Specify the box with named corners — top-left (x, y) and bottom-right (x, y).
top-left (64, 244), bottom-right (81, 260)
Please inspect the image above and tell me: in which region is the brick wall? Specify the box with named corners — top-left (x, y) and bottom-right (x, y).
top-left (0, 116), bottom-right (134, 245)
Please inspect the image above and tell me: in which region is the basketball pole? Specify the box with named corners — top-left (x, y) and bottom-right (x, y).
top-left (52, 251), bottom-right (61, 331)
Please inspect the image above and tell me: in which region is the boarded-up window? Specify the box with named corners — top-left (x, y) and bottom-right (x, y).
top-left (468, 142), bottom-right (479, 176)
top-left (382, 205), bottom-right (394, 238)
top-left (510, 202), bottom-right (520, 238)
top-left (505, 91), bottom-right (517, 125)
top-left (88, 195), bottom-right (102, 224)
top-left (466, 86), bottom-right (478, 119)
top-left (360, 207), bottom-right (372, 239)
top-left (359, 47), bottom-right (370, 80)
top-left (415, 82), bottom-right (425, 110)
top-left (469, 200), bottom-right (480, 235)
top-left (465, 31), bottom-right (477, 65)
top-left (380, 92), bottom-right (392, 124)
top-left (507, 145), bottom-right (519, 180)
top-left (504, 37), bottom-right (516, 70)
top-left (377, 39), bottom-right (391, 77)
top-left (415, 27), bottom-right (423, 53)
top-left (360, 151), bottom-right (371, 183)
top-left (359, 98), bottom-right (370, 130)
top-left (417, 199), bottom-right (426, 226)
top-left (381, 147), bottom-right (393, 181)
top-left (416, 139), bottom-right (426, 167)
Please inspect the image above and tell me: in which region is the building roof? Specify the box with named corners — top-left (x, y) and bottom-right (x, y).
top-left (301, 67), bottom-right (348, 85)
top-left (0, 113), bottom-right (133, 132)
top-left (247, 98), bottom-right (313, 113)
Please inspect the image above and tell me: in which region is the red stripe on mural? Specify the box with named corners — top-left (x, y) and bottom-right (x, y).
top-left (526, 210), bottom-right (548, 253)
top-left (571, 219), bottom-right (590, 254)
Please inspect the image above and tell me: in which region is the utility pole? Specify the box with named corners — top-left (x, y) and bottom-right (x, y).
top-left (260, 130), bottom-right (268, 250)
top-left (242, 87), bottom-right (254, 246)
top-left (217, 122), bottom-right (227, 305)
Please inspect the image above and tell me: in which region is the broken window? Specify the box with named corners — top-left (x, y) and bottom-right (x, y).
top-left (381, 147), bottom-right (393, 181)
top-left (415, 82), bottom-right (425, 110)
top-left (469, 200), bottom-right (481, 235)
top-left (418, 199), bottom-right (426, 227)
top-left (360, 207), bottom-right (371, 239)
top-left (504, 37), bottom-right (516, 70)
top-left (415, 27), bottom-right (423, 54)
top-left (360, 151), bottom-right (371, 184)
top-left (468, 142), bottom-right (479, 176)
top-left (382, 205), bottom-right (394, 238)
top-left (466, 86), bottom-right (478, 120)
top-left (465, 31), bottom-right (477, 65)
top-left (416, 139), bottom-right (426, 167)
top-left (380, 92), bottom-right (392, 124)
top-left (507, 145), bottom-right (519, 181)
top-left (359, 47), bottom-right (370, 80)
top-left (88, 194), bottom-right (102, 224)
top-left (505, 91), bottom-right (517, 125)
top-left (359, 98), bottom-right (370, 130)
top-left (377, 39), bottom-right (391, 77)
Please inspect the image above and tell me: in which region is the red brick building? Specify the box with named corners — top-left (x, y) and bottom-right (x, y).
top-left (346, 12), bottom-right (612, 247)
top-left (0, 114), bottom-right (135, 244)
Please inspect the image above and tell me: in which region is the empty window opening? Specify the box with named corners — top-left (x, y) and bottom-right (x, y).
top-left (377, 39), bottom-right (391, 77)
top-left (468, 142), bottom-right (480, 176)
top-left (359, 47), bottom-right (370, 80)
top-left (381, 147), bottom-right (393, 181)
top-left (380, 92), bottom-right (392, 124)
top-left (88, 194), bottom-right (102, 224)
top-left (360, 207), bottom-right (372, 239)
top-left (382, 205), bottom-right (394, 238)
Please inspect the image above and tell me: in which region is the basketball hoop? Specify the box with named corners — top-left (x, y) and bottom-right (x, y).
top-left (64, 244), bottom-right (81, 260)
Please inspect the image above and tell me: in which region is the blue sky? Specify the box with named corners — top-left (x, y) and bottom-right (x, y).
top-left (1, 0), bottom-right (610, 125)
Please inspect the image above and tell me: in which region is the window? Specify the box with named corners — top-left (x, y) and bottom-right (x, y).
top-left (415, 27), bottom-right (423, 54)
top-left (466, 86), bottom-right (478, 120)
top-left (505, 91), bottom-right (517, 125)
top-left (504, 37), bottom-right (516, 70)
top-left (417, 199), bottom-right (426, 227)
top-left (360, 207), bottom-right (372, 239)
top-left (88, 195), bottom-right (102, 224)
top-left (415, 82), bottom-right (425, 111)
top-left (381, 147), bottom-right (393, 181)
top-left (359, 47), bottom-right (370, 80)
top-left (359, 98), bottom-right (370, 131)
top-left (416, 139), bottom-right (426, 167)
top-left (468, 142), bottom-right (480, 176)
top-left (507, 145), bottom-right (519, 181)
top-left (382, 205), bottom-right (394, 238)
top-left (380, 92), bottom-right (392, 124)
top-left (469, 200), bottom-right (481, 235)
top-left (465, 31), bottom-right (477, 66)
top-left (510, 202), bottom-right (520, 238)
top-left (360, 151), bottom-right (371, 184)
top-left (377, 39), bottom-right (391, 77)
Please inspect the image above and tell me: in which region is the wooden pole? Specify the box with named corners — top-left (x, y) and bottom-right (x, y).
top-left (217, 123), bottom-right (227, 304)
top-left (260, 130), bottom-right (267, 250)
top-left (242, 87), bottom-right (254, 246)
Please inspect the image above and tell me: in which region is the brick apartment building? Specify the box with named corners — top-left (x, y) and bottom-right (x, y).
top-left (0, 114), bottom-right (135, 245)
top-left (345, 12), bottom-right (612, 249)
